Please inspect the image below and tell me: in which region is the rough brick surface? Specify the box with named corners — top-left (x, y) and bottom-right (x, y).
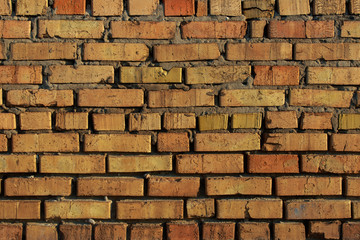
top-left (0, 224), bottom-right (22, 240)
top-left (186, 66), bottom-right (250, 84)
top-left (0, 66), bottom-right (42, 84)
top-left (164, 0), bottom-right (195, 16)
top-left (78, 89), bottom-right (143, 107)
top-left (94, 223), bottom-right (127, 240)
top-left (128, 0), bottom-right (158, 15)
top-left (195, 133), bottom-right (260, 151)
top-left (248, 154), bottom-right (299, 173)
top-left (238, 222), bottom-right (270, 240)
top-left (0, 21), bottom-right (31, 38)
top-left (274, 222), bottom-right (306, 240)
top-left (227, 43), bottom-right (292, 60)
top-left (167, 222), bottom-right (199, 240)
top-left (202, 222), bottom-right (235, 240)
top-left (0, 0), bottom-right (11, 15)
top-left (54, 0), bottom-right (86, 14)
top-left (206, 177), bottom-right (272, 195)
top-left (111, 21), bottom-right (176, 39)
top-left (26, 223), bottom-right (58, 240)
top-left (309, 221), bottom-right (341, 240)
top-left (263, 133), bottom-right (327, 151)
top-left (278, 0), bottom-right (310, 15)
top-left (148, 176), bottom-right (200, 197)
top-left (148, 89), bottom-right (214, 107)
top-left (220, 89), bottom-right (285, 106)
top-left (17, 0), bottom-right (47, 15)
top-left (92, 0), bottom-right (123, 16)
top-left (12, 43), bottom-right (77, 60)
top-left (20, 112), bottom-right (51, 130)
top-left (182, 21), bottom-right (247, 39)
top-left (130, 224), bottom-right (163, 240)
top-left (254, 65), bottom-right (299, 85)
top-left (187, 199), bottom-right (215, 218)
top-left (59, 224), bottom-right (91, 240)
top-left (83, 43), bottom-right (149, 61)
top-left (209, 0), bottom-right (241, 16)
top-left (108, 155), bottom-right (172, 172)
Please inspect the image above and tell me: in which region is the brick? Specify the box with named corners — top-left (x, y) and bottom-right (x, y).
top-left (276, 176), bottom-right (342, 196)
top-left (12, 43), bottom-right (77, 60)
top-left (196, 0), bottom-right (207, 16)
top-left (220, 89), bottom-right (285, 107)
top-left (198, 114), bottom-right (228, 131)
top-left (0, 200), bottom-right (40, 219)
top-left (7, 89), bottom-right (73, 107)
top-left (186, 199), bottom-right (214, 218)
top-left (227, 43), bottom-right (292, 60)
top-left (0, 224), bottom-right (22, 240)
top-left (49, 65), bottom-right (114, 84)
top-left (248, 154), bottom-right (299, 173)
top-left (268, 21), bottom-right (305, 38)
top-left (164, 0), bottom-right (194, 16)
top-left (251, 20), bottom-right (267, 38)
top-left (350, 201), bottom-right (360, 218)
top-left (78, 89), bottom-right (143, 107)
top-left (5, 177), bottom-right (72, 196)
top-left (112, 21), bottom-right (175, 39)
top-left (92, 0), bottom-right (123, 16)
top-left (254, 66), bottom-right (299, 86)
top-left (16, 0), bottom-right (47, 15)
top-left (278, 0), bottom-right (310, 15)
top-left (210, 0), bottom-right (241, 16)
top-left (92, 114), bottom-right (125, 131)
top-left (108, 155), bottom-right (172, 172)
top-left (343, 222), bottom-right (360, 240)
top-left (195, 133), bottom-right (260, 151)
top-left (130, 224), bottom-right (163, 240)
top-left (94, 223), bottom-right (127, 240)
top-left (0, 135), bottom-right (7, 152)
top-left (339, 114), bottom-right (360, 129)
top-left (40, 155), bottom-right (105, 174)
top-left (78, 177), bottom-right (143, 196)
top-left (176, 154), bottom-right (243, 174)
top-left (350, 0), bottom-right (360, 14)
top-left (45, 200), bottom-right (111, 219)
top-left (121, 67), bottom-right (181, 83)
top-left (295, 43), bottom-right (360, 60)
top-left (265, 111), bottom-right (298, 129)
top-left (186, 66), bottom-right (250, 84)
top-left (202, 222), bottom-right (235, 240)
top-left (158, 132), bottom-right (189, 152)
top-left (154, 43), bottom-right (220, 62)
top-left (128, 0), bottom-right (158, 15)
top-left (83, 43), bottom-right (149, 61)
top-left (0, 66), bottom-right (42, 84)
top-left (238, 222), bottom-right (270, 240)
top-left (263, 133), bottom-right (327, 151)
top-left (167, 222), bottom-right (199, 240)
top-left (0, 0), bottom-right (11, 15)
top-left (217, 199), bottom-right (283, 219)
top-left (309, 221), bottom-right (341, 240)
top-left (308, 67), bottom-right (360, 85)
top-left (231, 113), bottom-right (262, 129)
top-left (346, 177), bottom-right (360, 196)
top-left (13, 133), bottom-right (79, 152)
top-left (54, 0), bottom-right (86, 14)
top-left (0, 155), bottom-right (36, 173)
top-left (285, 199), bottom-right (351, 219)
top-left (306, 20), bottom-right (334, 38)
top-left (290, 89), bottom-right (353, 108)
top-left (0, 45), bottom-right (4, 59)
top-left (56, 112), bottom-right (88, 130)
top-left (301, 112), bottom-right (332, 130)
top-left (0, 113), bottom-right (15, 129)
top-left (331, 134), bottom-right (360, 152)
top-left (182, 21), bottom-right (246, 39)
top-left (148, 176), bottom-right (200, 197)
top-left (274, 223), bottom-right (305, 240)
top-left (117, 200), bottom-right (183, 219)
top-left (243, 0), bottom-right (275, 18)
top-left (26, 223), bottom-right (57, 240)
top-left (164, 113), bottom-right (196, 130)
top-left (313, 0), bottom-right (345, 15)
top-left (0, 21), bottom-right (30, 38)
top-left (59, 224), bottom-right (91, 240)
top-left (84, 134), bottom-right (151, 153)
top-left (129, 113), bottom-right (161, 131)
top-left (148, 89), bottom-right (214, 108)
top-left (302, 154), bottom-right (360, 174)
top-left (21, 112), bottom-right (52, 130)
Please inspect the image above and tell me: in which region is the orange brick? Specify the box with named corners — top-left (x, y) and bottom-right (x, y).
top-left (78, 89), bottom-right (143, 107)
top-left (154, 43), bottom-right (220, 62)
top-left (331, 134), bottom-right (360, 152)
top-left (54, 0), bottom-right (86, 14)
top-left (0, 155), bottom-right (36, 173)
top-left (0, 44), bottom-right (4, 59)
top-left (108, 155), bottom-right (172, 173)
top-left (302, 154), bottom-right (360, 174)
top-left (148, 176), bottom-right (200, 197)
top-left (343, 222), bottom-right (360, 240)
top-left (202, 222), bottom-right (235, 240)
top-left (268, 21), bottom-right (305, 38)
top-left (164, 0), bottom-right (194, 16)
top-left (263, 133), bottom-right (327, 151)
top-left (5, 177), bottom-right (72, 196)
top-left (0, 135), bottom-right (7, 152)
top-left (182, 21), bottom-right (246, 39)
top-left (350, 202), bottom-right (360, 219)
top-left (111, 21), bottom-right (175, 39)
top-left (158, 132), bottom-right (189, 152)
top-left (220, 89), bottom-right (285, 106)
top-left (117, 200), bottom-right (183, 219)
top-left (217, 199), bottom-right (283, 219)
top-left (164, 113), bottom-right (196, 130)
top-left (40, 155), bottom-right (105, 174)
top-left (254, 65), bottom-right (299, 85)
top-left (265, 111), bottom-right (298, 129)
top-left (197, 0), bottom-right (207, 16)
top-left (92, 114), bottom-right (125, 131)
top-left (55, 112), bottom-right (88, 130)
top-left (130, 224), bottom-right (163, 240)
top-left (226, 43), bottom-right (292, 60)
top-left (7, 89), bottom-right (73, 107)
top-left (12, 43), bottom-right (77, 60)
top-left (128, 0), bottom-right (158, 15)
top-left (0, 113), bottom-right (15, 129)
top-left (186, 199), bottom-right (215, 218)
top-left (274, 222), bottom-right (305, 240)
top-left (248, 154), bottom-right (299, 173)
top-left (278, 0), bottom-right (310, 15)
top-left (251, 20), bottom-right (267, 38)
top-left (209, 0), bottom-right (242, 16)
top-left (309, 221), bottom-right (341, 240)
top-left (350, 0), bottom-right (360, 14)
top-left (313, 0), bottom-right (345, 15)
top-left (0, 200), bottom-right (40, 219)
top-left (346, 177), bottom-right (360, 196)
top-left (83, 43), bottom-right (149, 61)
top-left (92, 0), bottom-right (123, 16)
top-left (285, 199), bottom-right (351, 219)
top-left (26, 223), bottom-right (58, 240)
top-left (12, 133), bottom-right (79, 152)
top-left (129, 113), bottom-right (161, 131)
top-left (16, 0), bottom-right (47, 15)
top-left (84, 134), bottom-right (151, 153)
top-left (176, 154), bottom-right (243, 174)
top-left (149, 89), bottom-right (214, 108)
top-left (306, 20), bottom-right (334, 38)
top-left (0, 66), bottom-right (42, 84)
top-left (295, 43), bottom-right (360, 60)
top-left (94, 223), bottom-right (127, 240)
top-left (301, 112), bottom-right (332, 130)
top-left (59, 224), bottom-right (91, 240)
top-left (167, 222), bottom-right (199, 240)
top-left (195, 133), bottom-right (260, 151)
top-left (238, 222), bottom-right (270, 240)
top-left (0, 0), bottom-right (11, 15)
top-left (0, 20), bottom-right (30, 38)
top-left (0, 223), bottom-right (22, 240)
top-left (77, 177), bottom-right (143, 196)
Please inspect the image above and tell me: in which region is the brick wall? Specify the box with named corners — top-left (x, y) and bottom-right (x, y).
top-left (0, 0), bottom-right (359, 239)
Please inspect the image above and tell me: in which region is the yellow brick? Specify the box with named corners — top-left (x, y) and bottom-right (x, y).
top-left (12, 43), bottom-right (77, 60)
top-left (55, 112), bottom-right (88, 130)
top-left (7, 90), bottom-right (73, 107)
top-left (308, 67), bottom-right (360, 85)
top-left (186, 199), bottom-right (215, 218)
top-left (83, 43), bottom-right (149, 61)
top-left (226, 43), bottom-right (292, 61)
top-left (120, 67), bottom-right (181, 83)
top-left (339, 114), bottom-right (360, 129)
top-left (195, 133), bottom-right (260, 151)
top-left (20, 112), bottom-right (52, 130)
top-left (186, 66), bottom-right (250, 84)
top-left (0, 66), bottom-right (42, 84)
top-left (0, 200), bottom-right (40, 219)
top-left (0, 0), bottom-right (12, 15)
top-left (295, 43), bottom-right (360, 60)
top-left (0, 20), bottom-right (31, 38)
top-left (0, 155), bottom-right (36, 173)
top-left (278, 0), bottom-right (310, 15)
top-left (163, 113), bottom-right (196, 130)
top-left (92, 0), bottom-right (123, 16)
top-left (220, 89), bottom-right (285, 107)
top-left (108, 155), bottom-right (172, 172)
top-left (206, 177), bottom-right (272, 195)
top-left (0, 113), bottom-right (16, 130)
top-left (210, 0), bottom-right (242, 16)
top-left (198, 114), bottom-right (228, 131)
top-left (129, 113), bottom-right (161, 131)
top-left (232, 113), bottom-right (262, 129)
top-left (16, 0), bottom-right (47, 15)
top-left (92, 113), bottom-right (125, 131)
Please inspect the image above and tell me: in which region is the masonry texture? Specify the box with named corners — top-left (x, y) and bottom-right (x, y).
top-left (0, 0), bottom-right (360, 239)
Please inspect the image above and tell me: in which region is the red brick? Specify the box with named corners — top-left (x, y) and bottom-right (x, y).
top-left (313, 0), bottom-right (345, 15)
top-left (54, 0), bottom-right (86, 14)
top-left (94, 223), bottom-right (127, 240)
top-left (7, 89), bottom-right (73, 107)
top-left (0, 200), bottom-right (40, 219)
top-left (59, 224), bottom-right (91, 240)
top-left (220, 89), bottom-right (285, 107)
top-left (254, 65), bottom-right (299, 85)
top-left (238, 222), bottom-right (270, 240)
top-left (167, 222), bottom-right (199, 240)
top-left (182, 21), bottom-right (246, 39)
top-left (26, 223), bottom-right (58, 240)
top-left (309, 221), bottom-right (341, 240)
top-left (197, 0), bottom-right (207, 16)
top-left (302, 154), bottom-right (360, 174)
top-left (148, 176), bottom-right (200, 197)
top-left (265, 111), bottom-right (298, 129)
top-left (295, 43), bottom-right (360, 60)
top-left (130, 224), bottom-right (163, 240)
top-left (301, 112), bottom-right (332, 130)
top-left (55, 112), bottom-right (88, 130)
top-left (331, 134), bottom-right (360, 152)
top-left (164, 113), bottom-right (196, 130)
top-left (20, 112), bottom-right (52, 130)
top-left (129, 113), bottom-right (161, 131)
top-left (248, 154), bottom-right (299, 173)
top-left (16, 0), bottom-right (47, 15)
top-left (263, 133), bottom-right (328, 151)
top-left (111, 21), bottom-right (175, 39)
top-left (0, 223), bottom-right (22, 240)
top-left (0, 113), bottom-right (15, 129)
top-left (78, 89), bottom-right (143, 107)
top-left (202, 222), bottom-right (235, 240)
top-left (128, 0), bottom-right (158, 15)
top-left (92, 113), bottom-right (125, 131)
top-left (268, 21), bottom-right (305, 38)
top-left (186, 199), bottom-right (215, 218)
top-left (274, 222), bottom-right (305, 240)
top-left (164, 0), bottom-right (195, 16)
top-left (83, 43), bottom-right (149, 61)
top-left (195, 133), bottom-right (260, 151)
top-left (227, 43), bottom-right (292, 60)
top-left (0, 20), bottom-right (30, 38)
top-left (209, 0), bottom-right (242, 16)
top-left (158, 132), bottom-right (189, 152)
top-left (306, 20), bottom-right (334, 38)
top-left (92, 0), bottom-right (123, 16)
top-left (0, 66), bottom-right (42, 84)
top-left (0, 0), bottom-right (12, 15)
top-left (0, 155), bottom-right (36, 173)
top-left (12, 43), bottom-right (77, 60)
top-left (343, 222), bottom-right (360, 240)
